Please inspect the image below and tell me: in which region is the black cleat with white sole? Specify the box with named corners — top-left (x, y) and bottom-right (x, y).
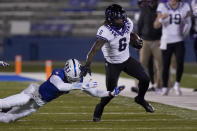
top-left (92, 117), bottom-right (101, 122)
top-left (134, 96), bottom-right (154, 113)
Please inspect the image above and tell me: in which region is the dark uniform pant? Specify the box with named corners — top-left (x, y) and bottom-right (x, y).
top-left (93, 57), bottom-right (150, 118)
top-left (161, 41), bottom-right (185, 87)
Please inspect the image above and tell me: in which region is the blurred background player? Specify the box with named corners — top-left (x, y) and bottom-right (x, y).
top-left (191, 0), bottom-right (197, 91)
top-left (80, 4), bottom-right (154, 122)
top-left (132, 0), bottom-right (162, 93)
top-left (0, 59), bottom-right (125, 123)
top-left (154, 0), bottom-right (191, 95)
top-left (191, 0), bottom-right (197, 61)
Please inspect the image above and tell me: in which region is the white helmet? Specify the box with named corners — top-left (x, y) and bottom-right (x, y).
top-left (64, 59), bottom-right (81, 82)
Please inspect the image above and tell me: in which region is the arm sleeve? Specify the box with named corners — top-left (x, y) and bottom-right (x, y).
top-left (50, 75), bottom-right (82, 91)
top-left (82, 88), bottom-right (110, 97)
top-left (181, 3), bottom-right (192, 37)
top-left (191, 0), bottom-right (197, 15)
top-left (185, 3), bottom-right (191, 13)
top-left (96, 26), bottom-right (113, 42)
top-left (182, 16), bottom-right (192, 37)
top-left (157, 3), bottom-right (164, 14)
top-left (127, 17), bottom-right (134, 33)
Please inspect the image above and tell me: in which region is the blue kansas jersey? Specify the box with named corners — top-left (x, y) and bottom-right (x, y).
top-left (39, 68), bottom-right (69, 102)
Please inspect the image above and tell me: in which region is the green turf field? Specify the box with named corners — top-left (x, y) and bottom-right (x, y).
top-left (0, 62), bottom-right (197, 130)
top-left (0, 82), bottom-right (197, 131)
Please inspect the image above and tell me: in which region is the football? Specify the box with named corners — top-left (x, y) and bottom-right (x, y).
top-left (130, 32), bottom-right (143, 49)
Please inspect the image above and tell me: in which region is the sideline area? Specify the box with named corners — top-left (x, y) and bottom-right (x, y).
top-left (1, 72), bottom-right (197, 111)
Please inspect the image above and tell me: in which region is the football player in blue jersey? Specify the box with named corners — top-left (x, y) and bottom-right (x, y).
top-left (0, 59), bottom-right (124, 123)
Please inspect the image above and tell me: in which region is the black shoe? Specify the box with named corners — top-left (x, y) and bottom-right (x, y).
top-left (134, 96), bottom-right (154, 113)
top-left (131, 87), bottom-right (139, 93)
top-left (147, 87), bottom-right (156, 92)
top-left (194, 88), bottom-right (197, 92)
top-left (1, 108), bottom-right (12, 113)
top-left (93, 117), bottom-right (101, 122)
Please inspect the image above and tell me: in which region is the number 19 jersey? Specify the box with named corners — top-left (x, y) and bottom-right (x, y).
top-left (157, 2), bottom-right (190, 45)
top-left (96, 18), bottom-right (133, 64)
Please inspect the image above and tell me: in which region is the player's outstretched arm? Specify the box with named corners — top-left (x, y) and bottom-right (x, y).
top-left (80, 38), bottom-right (105, 77)
top-left (50, 75), bottom-right (83, 91)
top-left (82, 85), bottom-right (125, 98)
top-left (50, 75), bottom-right (98, 91)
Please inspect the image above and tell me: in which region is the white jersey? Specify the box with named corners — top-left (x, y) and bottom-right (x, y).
top-left (157, 2), bottom-right (190, 49)
top-left (191, 0), bottom-right (197, 32)
top-left (96, 18), bottom-right (133, 64)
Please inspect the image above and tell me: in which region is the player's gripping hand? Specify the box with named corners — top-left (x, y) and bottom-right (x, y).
top-left (110, 85), bottom-right (125, 96)
top-left (130, 33), bottom-right (143, 49)
top-left (82, 80), bottom-right (98, 90)
top-left (80, 63), bottom-right (91, 77)
top-left (0, 61), bottom-right (9, 67)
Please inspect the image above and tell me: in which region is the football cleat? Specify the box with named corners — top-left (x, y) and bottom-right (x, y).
top-left (111, 85), bottom-right (125, 96)
top-left (92, 116), bottom-right (101, 122)
top-left (148, 87), bottom-right (156, 92)
top-left (134, 96), bottom-right (154, 113)
top-left (0, 108), bottom-right (12, 113)
top-left (131, 86), bottom-right (139, 93)
top-left (156, 87), bottom-right (169, 96)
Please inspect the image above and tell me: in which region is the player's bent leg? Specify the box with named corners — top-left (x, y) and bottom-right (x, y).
top-left (93, 96), bottom-right (113, 122)
top-left (138, 73), bottom-right (150, 98)
top-left (124, 57), bottom-right (154, 112)
top-left (134, 96), bottom-right (154, 113)
top-left (0, 100), bottom-right (39, 123)
top-left (135, 74), bottom-right (155, 112)
top-left (0, 108), bottom-right (37, 123)
top-left (0, 93), bottom-right (31, 110)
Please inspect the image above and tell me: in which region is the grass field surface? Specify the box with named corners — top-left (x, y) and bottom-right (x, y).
top-left (0, 82), bottom-right (197, 131)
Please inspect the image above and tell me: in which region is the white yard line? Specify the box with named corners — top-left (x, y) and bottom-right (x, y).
top-left (7, 127), bottom-right (197, 130)
top-left (19, 118), bottom-right (186, 122)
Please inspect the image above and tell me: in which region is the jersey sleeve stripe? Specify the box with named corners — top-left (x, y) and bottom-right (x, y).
top-left (96, 35), bottom-right (109, 42)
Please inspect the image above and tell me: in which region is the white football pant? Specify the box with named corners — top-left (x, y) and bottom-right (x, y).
top-left (0, 83), bottom-right (41, 123)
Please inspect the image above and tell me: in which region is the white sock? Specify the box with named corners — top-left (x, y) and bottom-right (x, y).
top-left (174, 82), bottom-right (180, 89)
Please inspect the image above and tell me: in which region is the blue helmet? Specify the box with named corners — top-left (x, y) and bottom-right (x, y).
top-left (105, 4), bottom-right (127, 29)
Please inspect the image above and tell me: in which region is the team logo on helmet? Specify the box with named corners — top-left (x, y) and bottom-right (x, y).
top-left (64, 59), bottom-right (81, 83)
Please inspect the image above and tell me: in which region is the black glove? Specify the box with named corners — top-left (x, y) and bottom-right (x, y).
top-left (130, 33), bottom-right (143, 49)
top-left (80, 63), bottom-right (91, 77)
top-left (132, 36), bottom-right (143, 49)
